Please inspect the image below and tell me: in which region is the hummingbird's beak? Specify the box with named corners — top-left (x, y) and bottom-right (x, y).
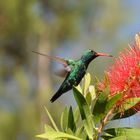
top-left (96, 53), bottom-right (113, 57)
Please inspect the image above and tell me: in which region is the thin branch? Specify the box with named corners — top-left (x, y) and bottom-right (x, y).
top-left (97, 105), bottom-right (116, 139)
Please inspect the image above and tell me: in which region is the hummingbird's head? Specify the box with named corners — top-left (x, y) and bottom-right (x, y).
top-left (81, 49), bottom-right (112, 63)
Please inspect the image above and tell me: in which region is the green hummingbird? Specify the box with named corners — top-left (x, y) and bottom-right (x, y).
top-left (33, 49), bottom-right (112, 102)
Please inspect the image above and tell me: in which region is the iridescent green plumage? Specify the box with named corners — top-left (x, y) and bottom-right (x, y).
top-left (33, 50), bottom-right (112, 102)
top-left (50, 50), bottom-right (112, 102)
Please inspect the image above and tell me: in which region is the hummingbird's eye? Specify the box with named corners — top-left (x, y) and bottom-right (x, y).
top-left (90, 50), bottom-right (93, 53)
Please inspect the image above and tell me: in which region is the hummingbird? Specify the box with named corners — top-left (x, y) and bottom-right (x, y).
top-left (33, 49), bottom-right (112, 102)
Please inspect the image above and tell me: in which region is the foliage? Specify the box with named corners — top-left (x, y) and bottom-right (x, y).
top-left (37, 73), bottom-right (140, 140)
top-left (0, 1), bottom-right (139, 140)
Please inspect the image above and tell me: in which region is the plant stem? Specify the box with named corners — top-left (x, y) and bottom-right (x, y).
top-left (97, 105), bottom-right (116, 139)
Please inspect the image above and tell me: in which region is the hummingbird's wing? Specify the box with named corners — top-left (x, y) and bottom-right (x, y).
top-left (54, 65), bottom-right (73, 77)
top-left (32, 51), bottom-right (68, 67)
top-left (54, 69), bottom-right (68, 77)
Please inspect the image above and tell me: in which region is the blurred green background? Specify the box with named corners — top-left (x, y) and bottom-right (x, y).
top-left (0, 0), bottom-right (140, 140)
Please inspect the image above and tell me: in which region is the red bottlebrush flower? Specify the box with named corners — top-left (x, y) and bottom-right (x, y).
top-left (98, 34), bottom-right (140, 112)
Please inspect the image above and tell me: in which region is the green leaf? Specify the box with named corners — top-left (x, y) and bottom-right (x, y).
top-left (74, 107), bottom-right (80, 124)
top-left (101, 135), bottom-right (113, 140)
top-left (88, 85), bottom-right (96, 100)
top-left (104, 128), bottom-right (140, 140)
top-left (67, 128), bottom-right (74, 135)
top-left (73, 86), bottom-right (95, 139)
top-left (102, 136), bottom-right (127, 140)
top-left (68, 106), bottom-right (76, 132)
top-left (109, 136), bottom-right (129, 140)
top-left (75, 126), bottom-right (90, 140)
top-left (120, 98), bottom-right (140, 111)
top-left (44, 107), bottom-right (59, 132)
top-left (60, 106), bottom-right (68, 132)
top-left (76, 85), bottom-right (82, 93)
top-left (86, 92), bottom-right (92, 105)
top-left (45, 124), bottom-right (55, 132)
top-left (92, 88), bottom-right (109, 123)
top-left (113, 98), bottom-right (140, 120)
top-left (113, 107), bottom-right (138, 120)
top-left (75, 126), bottom-right (84, 137)
top-left (93, 91), bottom-right (123, 123)
top-left (105, 93), bottom-right (122, 113)
top-left (104, 128), bottom-right (117, 136)
top-left (37, 131), bottom-right (82, 140)
top-left (82, 73), bottom-right (91, 95)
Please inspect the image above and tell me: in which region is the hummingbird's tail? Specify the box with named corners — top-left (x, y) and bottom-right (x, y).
top-left (50, 80), bottom-right (71, 102)
top-left (50, 90), bottom-right (62, 103)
